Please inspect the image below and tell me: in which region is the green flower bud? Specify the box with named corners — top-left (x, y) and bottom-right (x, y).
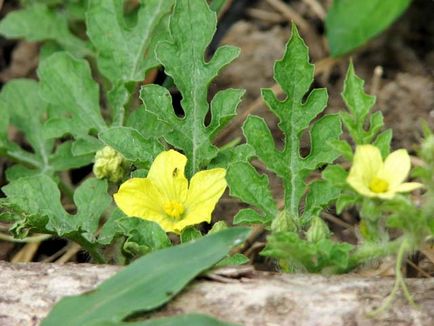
top-left (271, 210), bottom-right (297, 233)
top-left (93, 146), bottom-right (126, 183)
top-left (420, 134), bottom-right (434, 163)
top-left (306, 216), bottom-right (330, 243)
top-left (208, 221), bottom-right (228, 234)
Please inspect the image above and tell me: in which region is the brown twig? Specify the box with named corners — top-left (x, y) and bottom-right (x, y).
top-left (302, 0), bottom-right (327, 20)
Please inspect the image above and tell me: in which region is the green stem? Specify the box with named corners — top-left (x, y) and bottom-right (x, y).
top-left (368, 238), bottom-right (416, 316)
top-left (70, 235), bottom-right (107, 264)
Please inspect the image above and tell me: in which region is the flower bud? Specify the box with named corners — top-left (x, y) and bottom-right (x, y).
top-left (420, 134), bottom-right (434, 164)
top-left (271, 210), bottom-right (297, 233)
top-left (93, 146), bottom-right (126, 182)
top-left (208, 221), bottom-right (228, 234)
top-left (306, 216), bottom-right (330, 242)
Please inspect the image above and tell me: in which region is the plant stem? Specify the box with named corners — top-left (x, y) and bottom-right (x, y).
top-left (368, 238), bottom-right (415, 316)
top-left (349, 237), bottom-right (402, 268)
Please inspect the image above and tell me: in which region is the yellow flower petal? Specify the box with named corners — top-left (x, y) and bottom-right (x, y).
top-left (347, 144), bottom-right (383, 194)
top-left (114, 178), bottom-right (164, 220)
top-left (147, 150), bottom-right (188, 203)
top-left (377, 149), bottom-right (411, 188)
top-left (176, 168), bottom-right (227, 232)
top-left (394, 182), bottom-right (423, 193)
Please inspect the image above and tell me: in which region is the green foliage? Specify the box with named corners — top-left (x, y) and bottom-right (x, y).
top-left (0, 4), bottom-right (89, 57)
top-left (41, 227), bottom-right (250, 326)
top-left (86, 0), bottom-right (174, 122)
top-left (0, 79), bottom-right (93, 179)
top-left (141, 0), bottom-right (244, 175)
top-left (262, 231), bottom-right (353, 273)
top-left (228, 25), bottom-right (341, 229)
top-left (326, 0), bottom-right (412, 57)
top-left (339, 63), bottom-right (392, 154)
top-left (38, 52), bottom-right (107, 139)
top-left (94, 314), bottom-right (238, 326)
top-left (1, 175), bottom-right (110, 242)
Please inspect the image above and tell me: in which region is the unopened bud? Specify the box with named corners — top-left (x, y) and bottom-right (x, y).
top-left (420, 135), bottom-right (434, 163)
top-left (93, 146), bottom-right (126, 182)
top-left (271, 210), bottom-right (297, 233)
top-left (306, 216), bottom-right (330, 242)
top-left (209, 221), bottom-right (228, 234)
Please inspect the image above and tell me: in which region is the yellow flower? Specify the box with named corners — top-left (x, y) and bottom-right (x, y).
top-left (347, 145), bottom-right (422, 199)
top-left (114, 150), bottom-right (227, 233)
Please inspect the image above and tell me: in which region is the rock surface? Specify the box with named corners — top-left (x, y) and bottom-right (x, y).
top-left (0, 262), bottom-right (433, 325)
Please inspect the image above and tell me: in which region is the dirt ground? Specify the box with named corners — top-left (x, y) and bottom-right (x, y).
top-left (0, 0), bottom-right (433, 276)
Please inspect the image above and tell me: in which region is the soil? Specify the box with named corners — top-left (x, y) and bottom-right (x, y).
top-left (0, 0), bottom-right (433, 277)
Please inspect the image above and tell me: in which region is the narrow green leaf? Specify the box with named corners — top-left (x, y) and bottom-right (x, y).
top-left (0, 4), bottom-right (89, 56)
top-left (216, 253), bottom-right (249, 268)
top-left (326, 0), bottom-right (412, 57)
top-left (92, 313), bottom-right (238, 326)
top-left (42, 227), bottom-right (250, 326)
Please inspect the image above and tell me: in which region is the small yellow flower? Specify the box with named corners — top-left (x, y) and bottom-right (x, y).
top-left (347, 145), bottom-right (422, 199)
top-left (114, 150), bottom-right (227, 233)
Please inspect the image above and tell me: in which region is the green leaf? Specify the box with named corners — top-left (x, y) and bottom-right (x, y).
top-left (143, 0), bottom-right (242, 174)
top-left (180, 227), bottom-right (203, 243)
top-left (86, 0), bottom-right (174, 83)
top-left (118, 217), bottom-right (171, 257)
top-left (216, 253), bottom-right (249, 268)
top-left (303, 180), bottom-right (341, 221)
top-left (241, 25), bottom-right (341, 219)
top-left (262, 231), bottom-right (353, 273)
top-left (208, 144), bottom-right (255, 169)
top-left (0, 109), bottom-right (8, 152)
top-left (86, 0), bottom-right (174, 125)
top-left (208, 89), bottom-right (245, 139)
top-left (126, 106), bottom-right (172, 139)
top-left (41, 227), bottom-right (250, 326)
top-left (92, 313), bottom-right (238, 326)
top-left (340, 63), bottom-right (389, 147)
top-left (227, 162), bottom-right (277, 223)
top-left (233, 208), bottom-right (270, 225)
top-left (99, 127), bottom-right (164, 166)
top-left (50, 141), bottom-right (94, 171)
top-left (326, 0), bottom-right (412, 57)
top-left (38, 52), bottom-right (107, 138)
top-left (0, 79), bottom-right (52, 171)
top-left (0, 4), bottom-right (89, 57)
top-left (322, 165), bottom-right (348, 188)
top-left (2, 175), bottom-right (111, 241)
top-left (374, 129), bottom-right (393, 158)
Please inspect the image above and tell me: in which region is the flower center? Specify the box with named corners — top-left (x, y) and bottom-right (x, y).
top-left (163, 201), bottom-right (185, 219)
top-left (369, 177), bottom-right (389, 193)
